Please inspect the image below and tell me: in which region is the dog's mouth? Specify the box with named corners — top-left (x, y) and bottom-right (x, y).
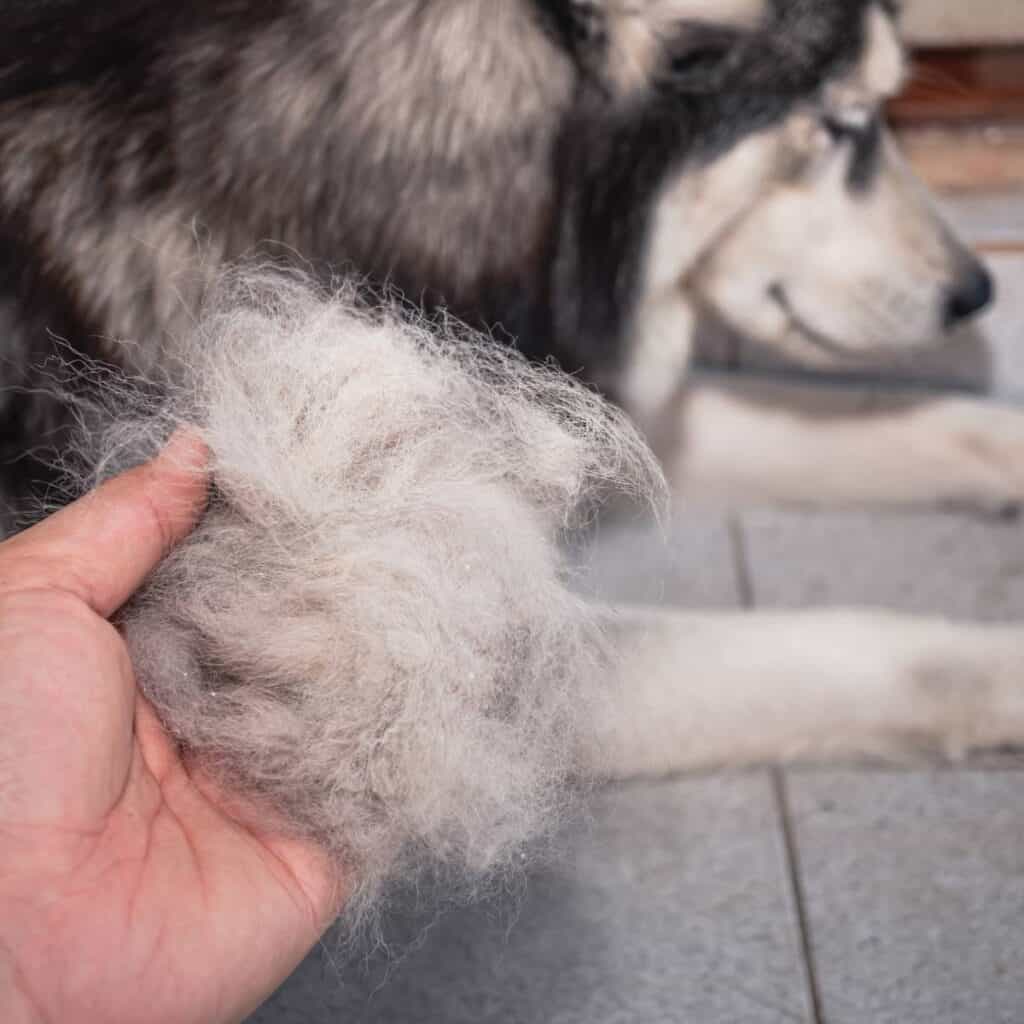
top-left (768, 283), bottom-right (862, 361)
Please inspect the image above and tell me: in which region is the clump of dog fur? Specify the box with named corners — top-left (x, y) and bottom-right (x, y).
top-left (62, 272), bottom-right (660, 937)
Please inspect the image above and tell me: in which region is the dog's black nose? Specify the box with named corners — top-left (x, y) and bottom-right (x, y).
top-left (944, 261), bottom-right (994, 327)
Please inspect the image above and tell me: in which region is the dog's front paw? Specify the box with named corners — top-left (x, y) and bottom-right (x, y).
top-left (910, 625), bottom-right (1024, 757)
top-left (906, 397), bottom-right (1024, 517)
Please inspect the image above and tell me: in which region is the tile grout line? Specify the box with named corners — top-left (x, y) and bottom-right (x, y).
top-left (727, 515), bottom-right (826, 1024)
top-left (772, 769), bottom-right (826, 1024)
top-left (726, 515), bottom-right (755, 610)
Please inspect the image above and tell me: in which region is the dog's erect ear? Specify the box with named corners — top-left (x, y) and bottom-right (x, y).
top-left (657, 23), bottom-right (744, 93)
top-left (548, 1), bottom-right (755, 97)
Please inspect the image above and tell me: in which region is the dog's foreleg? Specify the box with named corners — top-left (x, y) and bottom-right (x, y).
top-left (666, 378), bottom-right (1024, 513)
top-left (580, 606), bottom-right (1024, 778)
top-left (617, 292), bottom-right (696, 426)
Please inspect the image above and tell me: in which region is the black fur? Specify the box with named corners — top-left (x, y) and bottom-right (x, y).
top-left (0, 0), bottom-right (877, 529)
top-left (846, 115), bottom-right (884, 192)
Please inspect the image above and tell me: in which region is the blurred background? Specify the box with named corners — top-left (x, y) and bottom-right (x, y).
top-left (898, 0), bottom-right (1024, 194)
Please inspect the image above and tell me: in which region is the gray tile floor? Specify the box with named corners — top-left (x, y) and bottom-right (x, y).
top-left (249, 199), bottom-right (1024, 1023)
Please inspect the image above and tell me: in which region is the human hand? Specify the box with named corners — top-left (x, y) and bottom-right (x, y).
top-left (0, 433), bottom-right (344, 1024)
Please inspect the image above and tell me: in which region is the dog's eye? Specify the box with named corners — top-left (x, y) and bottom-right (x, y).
top-left (820, 113), bottom-right (884, 189)
top-left (822, 111), bottom-right (871, 144)
top-left (822, 117), bottom-right (854, 143)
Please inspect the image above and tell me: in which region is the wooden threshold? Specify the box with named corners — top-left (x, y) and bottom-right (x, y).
top-left (890, 48), bottom-right (1024, 124)
top-left (890, 47), bottom-right (1024, 192)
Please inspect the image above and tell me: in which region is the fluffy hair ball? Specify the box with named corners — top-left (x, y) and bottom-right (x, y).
top-left (62, 272), bottom-right (660, 934)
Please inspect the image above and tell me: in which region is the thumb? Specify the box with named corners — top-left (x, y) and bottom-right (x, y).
top-left (0, 430), bottom-right (209, 617)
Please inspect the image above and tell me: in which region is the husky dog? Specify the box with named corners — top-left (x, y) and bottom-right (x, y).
top-left (0, 1), bottom-right (1011, 510)
top-left (2, 0), bottom-right (1024, 781)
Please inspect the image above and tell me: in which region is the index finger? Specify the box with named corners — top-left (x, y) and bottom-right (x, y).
top-left (0, 430), bottom-right (209, 617)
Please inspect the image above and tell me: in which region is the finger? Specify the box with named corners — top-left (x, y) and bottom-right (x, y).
top-left (0, 429), bottom-right (209, 616)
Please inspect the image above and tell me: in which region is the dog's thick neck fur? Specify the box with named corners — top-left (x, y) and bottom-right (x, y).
top-left (0, 0), bottom-right (875, 519)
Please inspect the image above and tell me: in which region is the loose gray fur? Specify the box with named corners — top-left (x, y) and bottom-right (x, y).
top-left (63, 271), bottom-right (662, 938)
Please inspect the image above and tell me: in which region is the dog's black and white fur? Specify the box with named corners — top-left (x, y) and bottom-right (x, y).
top-left (3, 0), bottom-right (1024, 893)
top-left (1, 0), bottom-right (908, 507)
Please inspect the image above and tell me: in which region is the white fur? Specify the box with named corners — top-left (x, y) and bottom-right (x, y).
top-left (668, 380), bottom-right (1024, 514)
top-left (588, 606), bottom-right (1024, 777)
top-left (63, 271), bottom-right (662, 938)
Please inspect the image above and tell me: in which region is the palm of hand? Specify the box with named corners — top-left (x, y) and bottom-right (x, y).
top-left (0, 440), bottom-right (342, 1024)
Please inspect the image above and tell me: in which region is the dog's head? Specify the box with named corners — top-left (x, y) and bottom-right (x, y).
top-left (554, 1), bottom-right (989, 367)
top-left (675, 3), bottom-right (993, 357)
